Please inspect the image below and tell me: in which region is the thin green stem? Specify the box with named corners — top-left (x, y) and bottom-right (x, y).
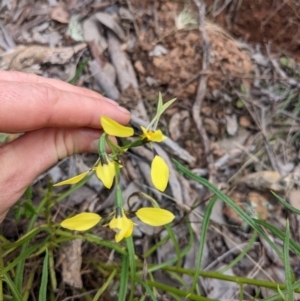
top-left (146, 281), bottom-right (216, 301)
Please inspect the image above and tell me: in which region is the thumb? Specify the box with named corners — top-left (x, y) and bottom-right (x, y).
top-left (0, 127), bottom-right (102, 222)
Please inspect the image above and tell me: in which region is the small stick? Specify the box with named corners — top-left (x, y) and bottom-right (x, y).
top-left (192, 0), bottom-right (216, 182)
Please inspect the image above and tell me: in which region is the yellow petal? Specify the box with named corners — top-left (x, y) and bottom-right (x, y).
top-left (149, 129), bottom-right (166, 142)
top-left (101, 116), bottom-right (134, 137)
top-left (151, 155), bottom-right (169, 191)
top-left (140, 126), bottom-right (166, 142)
top-left (136, 208), bottom-right (174, 226)
top-left (96, 159), bottom-right (115, 189)
top-left (109, 209), bottom-right (133, 242)
top-left (61, 212), bottom-right (101, 231)
top-left (123, 220), bottom-right (134, 238)
top-left (53, 171), bottom-right (89, 186)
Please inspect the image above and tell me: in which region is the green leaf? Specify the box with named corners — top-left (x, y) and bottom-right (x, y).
top-left (1, 243), bottom-right (45, 275)
top-left (38, 249), bottom-right (49, 301)
top-left (126, 236), bottom-right (136, 301)
top-left (220, 230), bottom-right (258, 273)
top-left (277, 285), bottom-right (287, 301)
top-left (190, 196), bottom-right (218, 295)
top-left (271, 192), bottom-right (300, 215)
top-left (284, 220), bottom-right (294, 301)
top-left (92, 269), bottom-right (117, 301)
top-left (135, 278), bottom-right (158, 301)
top-left (173, 159), bottom-right (284, 262)
top-left (118, 255), bottom-right (129, 301)
top-left (3, 274), bottom-right (22, 301)
top-left (254, 219), bottom-right (300, 257)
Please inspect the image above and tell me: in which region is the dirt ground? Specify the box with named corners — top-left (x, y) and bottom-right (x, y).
top-left (209, 0), bottom-right (300, 60)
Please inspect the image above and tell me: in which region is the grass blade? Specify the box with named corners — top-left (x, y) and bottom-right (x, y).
top-left (126, 236), bottom-right (136, 301)
top-left (93, 269), bottom-right (117, 301)
top-left (3, 274), bottom-right (22, 301)
top-left (173, 159), bottom-right (284, 262)
top-left (38, 248), bottom-right (49, 301)
top-left (284, 220), bottom-right (294, 301)
top-left (118, 254), bottom-right (129, 301)
top-left (190, 195), bottom-right (218, 294)
top-left (254, 219), bottom-right (300, 257)
top-left (271, 192), bottom-right (300, 215)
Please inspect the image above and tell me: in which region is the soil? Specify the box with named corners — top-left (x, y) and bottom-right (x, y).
top-left (208, 0), bottom-right (300, 60)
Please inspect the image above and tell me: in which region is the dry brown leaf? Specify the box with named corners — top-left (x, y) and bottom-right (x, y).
top-left (94, 12), bottom-right (126, 42)
top-left (83, 17), bottom-right (108, 53)
top-left (288, 189), bottom-right (300, 210)
top-left (134, 60), bottom-right (146, 75)
top-left (61, 239), bottom-right (83, 288)
top-left (236, 171), bottom-right (289, 192)
top-left (0, 44), bottom-right (86, 71)
top-left (51, 5), bottom-right (69, 23)
top-left (239, 115), bottom-right (252, 128)
top-left (89, 59), bottom-right (119, 100)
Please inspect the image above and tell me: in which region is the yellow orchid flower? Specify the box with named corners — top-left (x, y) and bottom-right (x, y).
top-left (60, 207), bottom-right (174, 242)
top-left (151, 155), bottom-right (169, 192)
top-left (96, 156), bottom-right (116, 189)
top-left (109, 208), bottom-right (134, 242)
top-left (54, 156), bottom-right (117, 189)
top-left (101, 116), bottom-right (134, 137)
top-left (140, 126), bottom-right (166, 142)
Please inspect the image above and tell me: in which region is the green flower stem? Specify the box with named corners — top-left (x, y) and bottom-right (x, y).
top-left (98, 133), bottom-right (108, 156)
top-left (164, 266), bottom-right (296, 292)
top-left (48, 248), bottom-right (57, 291)
top-left (146, 281), bottom-right (216, 301)
top-left (98, 263), bottom-right (300, 293)
top-left (114, 161), bottom-right (123, 208)
top-left (121, 139), bottom-right (144, 150)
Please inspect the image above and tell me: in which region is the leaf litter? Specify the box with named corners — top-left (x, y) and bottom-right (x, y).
top-left (1, 0), bottom-right (300, 299)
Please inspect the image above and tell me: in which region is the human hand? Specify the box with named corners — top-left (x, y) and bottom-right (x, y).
top-left (0, 71), bottom-right (130, 222)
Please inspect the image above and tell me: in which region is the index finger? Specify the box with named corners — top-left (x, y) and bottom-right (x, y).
top-left (0, 70), bottom-right (111, 102)
top-left (0, 80), bottom-right (130, 132)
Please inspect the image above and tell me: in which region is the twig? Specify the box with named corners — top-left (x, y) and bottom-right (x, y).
top-left (191, 0), bottom-right (215, 182)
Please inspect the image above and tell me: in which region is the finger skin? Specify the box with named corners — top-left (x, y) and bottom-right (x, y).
top-left (0, 81), bottom-right (130, 132)
top-left (0, 127), bottom-right (103, 222)
top-left (0, 71), bottom-right (130, 222)
top-left (0, 70), bottom-right (114, 102)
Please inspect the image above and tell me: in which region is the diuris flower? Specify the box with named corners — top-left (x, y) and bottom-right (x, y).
top-left (109, 207), bottom-right (134, 242)
top-left (60, 207), bottom-right (175, 242)
top-left (140, 126), bottom-right (166, 142)
top-left (54, 155), bottom-right (117, 189)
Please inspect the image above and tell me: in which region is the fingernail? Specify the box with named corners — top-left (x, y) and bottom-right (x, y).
top-left (117, 106), bottom-right (130, 114)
